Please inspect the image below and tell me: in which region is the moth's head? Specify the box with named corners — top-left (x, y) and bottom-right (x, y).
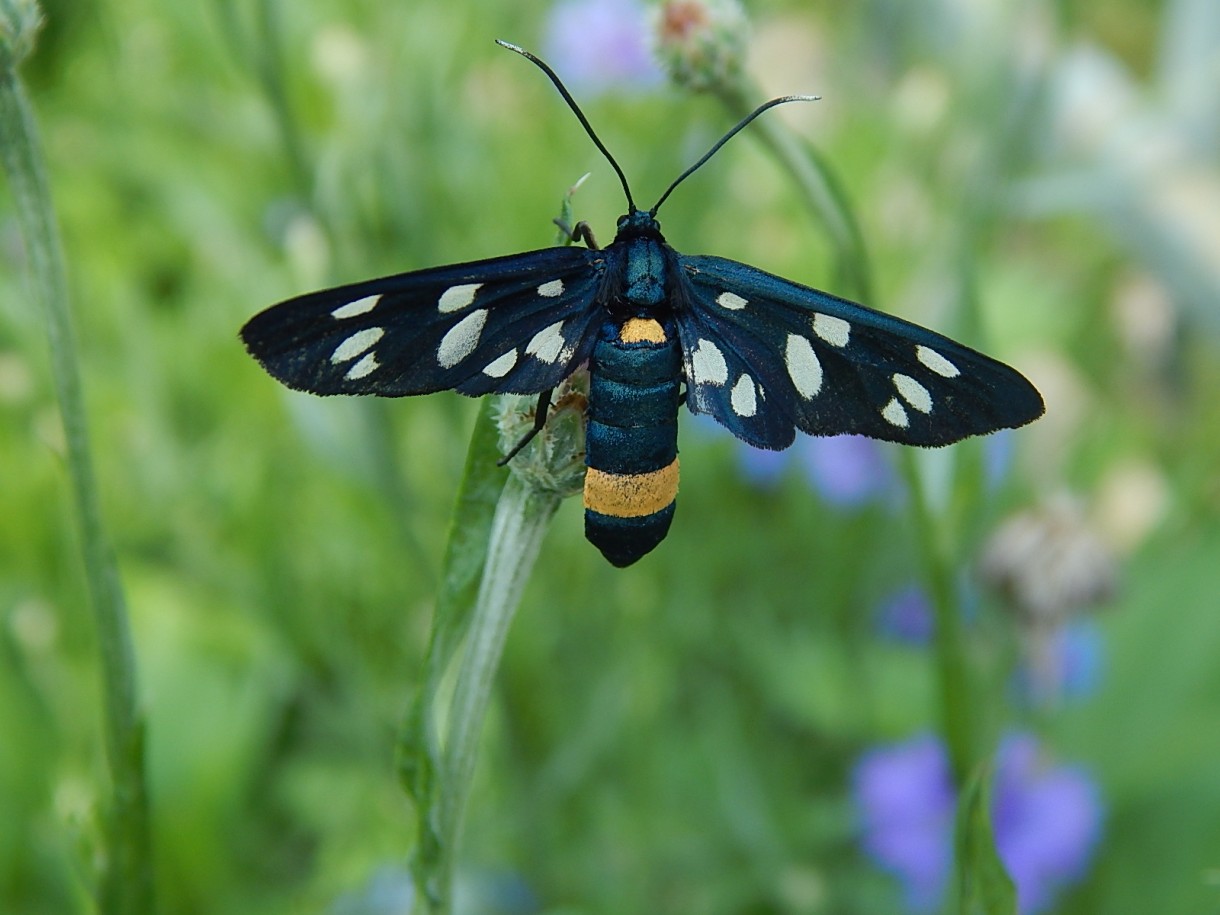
top-left (616, 209), bottom-right (661, 238)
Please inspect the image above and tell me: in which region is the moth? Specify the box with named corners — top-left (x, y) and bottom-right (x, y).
top-left (242, 40), bottom-right (1044, 566)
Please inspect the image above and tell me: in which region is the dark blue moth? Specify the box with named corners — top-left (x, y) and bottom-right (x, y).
top-left (241, 41), bottom-right (1044, 567)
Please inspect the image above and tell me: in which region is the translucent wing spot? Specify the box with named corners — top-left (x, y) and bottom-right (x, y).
top-left (438, 283), bottom-right (483, 313)
top-left (916, 345), bottom-right (960, 378)
top-left (881, 397), bottom-right (909, 428)
top-left (537, 279), bottom-right (565, 297)
top-left (437, 308), bottom-right (488, 368)
top-left (784, 334), bottom-right (823, 398)
top-left (731, 374), bottom-right (758, 417)
top-left (345, 352), bottom-right (379, 380)
top-left (526, 320), bottom-right (566, 364)
top-left (813, 313), bottom-right (851, 347)
top-left (716, 291), bottom-right (747, 311)
top-left (331, 294), bottom-right (380, 319)
top-left (893, 373), bottom-right (933, 413)
top-left (691, 339), bottom-right (728, 385)
top-left (483, 348), bottom-right (519, 378)
top-left (330, 326), bottom-right (385, 364)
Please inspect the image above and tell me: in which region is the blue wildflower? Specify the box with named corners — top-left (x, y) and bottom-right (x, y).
top-left (854, 735), bottom-right (955, 911)
top-left (737, 434), bottom-right (896, 507)
top-left (875, 584), bottom-right (934, 645)
top-left (799, 435), bottom-right (895, 508)
top-left (853, 732), bottom-right (1103, 914)
top-left (983, 428), bottom-right (1016, 491)
top-left (992, 733), bottom-right (1104, 914)
top-left (1013, 619), bottom-right (1105, 707)
top-left (736, 443), bottom-right (788, 487)
top-left (544, 0), bottom-right (662, 94)
top-left (330, 866), bottom-right (413, 915)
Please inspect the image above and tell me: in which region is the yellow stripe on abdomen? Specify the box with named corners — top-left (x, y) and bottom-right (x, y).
top-left (619, 317), bottom-right (666, 344)
top-left (583, 458), bottom-right (680, 518)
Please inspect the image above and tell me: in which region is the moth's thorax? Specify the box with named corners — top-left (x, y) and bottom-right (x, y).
top-left (621, 235), bottom-right (667, 309)
top-left (609, 209), bottom-right (668, 312)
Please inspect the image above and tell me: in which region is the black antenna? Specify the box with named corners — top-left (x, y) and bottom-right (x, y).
top-left (496, 39), bottom-right (637, 211)
top-left (649, 94), bottom-right (819, 215)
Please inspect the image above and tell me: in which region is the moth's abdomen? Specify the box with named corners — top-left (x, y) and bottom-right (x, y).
top-left (584, 317), bottom-right (681, 567)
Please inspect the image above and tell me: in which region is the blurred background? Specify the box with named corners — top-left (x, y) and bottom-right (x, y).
top-left (2, 0), bottom-right (1219, 912)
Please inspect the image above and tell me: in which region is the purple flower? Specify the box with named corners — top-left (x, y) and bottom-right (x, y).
top-left (544, 0), bottom-right (662, 94)
top-left (853, 732), bottom-right (1103, 914)
top-left (984, 428), bottom-right (1016, 490)
top-left (876, 584), bottom-right (934, 644)
top-left (736, 444), bottom-right (789, 487)
top-left (331, 866), bottom-right (413, 914)
top-left (1013, 619), bottom-right (1105, 707)
top-left (854, 735), bottom-right (956, 911)
top-left (992, 734), bottom-right (1104, 914)
top-left (799, 435), bottom-right (895, 507)
top-left (737, 434), bottom-right (896, 507)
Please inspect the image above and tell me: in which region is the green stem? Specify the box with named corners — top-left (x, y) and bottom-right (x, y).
top-left (714, 83), bottom-right (875, 303)
top-left (0, 67), bottom-right (153, 913)
top-left (213, 0), bottom-right (311, 197)
top-left (429, 474), bottom-right (561, 911)
top-left (899, 450), bottom-right (977, 782)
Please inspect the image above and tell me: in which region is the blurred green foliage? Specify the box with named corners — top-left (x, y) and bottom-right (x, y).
top-left (2, 0), bottom-right (1219, 912)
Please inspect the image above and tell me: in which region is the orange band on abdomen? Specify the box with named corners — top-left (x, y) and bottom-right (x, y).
top-left (583, 458), bottom-right (680, 518)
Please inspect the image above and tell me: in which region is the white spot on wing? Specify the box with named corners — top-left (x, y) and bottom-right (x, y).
top-left (345, 352), bottom-right (379, 380)
top-left (731, 374), bottom-right (757, 417)
top-left (717, 291), bottom-right (747, 310)
top-left (330, 326), bottom-right (384, 364)
top-left (437, 308), bottom-right (488, 368)
top-left (881, 397), bottom-right (909, 427)
top-left (691, 339), bottom-right (728, 386)
top-left (813, 313), bottom-right (851, 347)
top-left (784, 334), bottom-right (822, 398)
top-left (917, 345), bottom-right (959, 377)
top-left (331, 294), bottom-right (380, 319)
top-left (537, 279), bottom-right (564, 297)
top-left (893, 373), bottom-right (932, 413)
top-left (438, 283), bottom-right (482, 313)
top-left (525, 321), bottom-right (566, 364)
top-left (483, 348), bottom-right (518, 378)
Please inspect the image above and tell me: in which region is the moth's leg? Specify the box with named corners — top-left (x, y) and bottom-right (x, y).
top-left (553, 219), bottom-right (599, 250)
top-left (497, 389), bottom-right (554, 466)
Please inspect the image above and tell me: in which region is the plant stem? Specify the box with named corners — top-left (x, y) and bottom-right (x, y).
top-left (0, 66), bottom-right (153, 914)
top-left (899, 450), bottom-right (977, 782)
top-left (714, 83), bottom-right (875, 303)
top-left (428, 474), bottom-right (561, 911)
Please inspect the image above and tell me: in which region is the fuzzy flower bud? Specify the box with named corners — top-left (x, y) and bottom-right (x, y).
top-left (495, 370), bottom-right (588, 498)
top-left (653, 0), bottom-right (749, 93)
top-left (981, 493), bottom-right (1117, 706)
top-left (980, 493), bottom-right (1117, 624)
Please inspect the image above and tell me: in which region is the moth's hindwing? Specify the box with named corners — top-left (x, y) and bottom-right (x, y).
top-left (241, 246), bottom-right (605, 398)
top-left (675, 254), bottom-right (1045, 449)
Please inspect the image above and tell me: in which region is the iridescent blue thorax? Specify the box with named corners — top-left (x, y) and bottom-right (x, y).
top-left (612, 209), bottom-right (670, 311)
